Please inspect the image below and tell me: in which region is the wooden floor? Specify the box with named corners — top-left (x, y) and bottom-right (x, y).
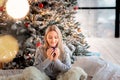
top-left (86, 38), bottom-right (120, 66)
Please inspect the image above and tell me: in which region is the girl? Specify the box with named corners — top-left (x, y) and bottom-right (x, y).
top-left (34, 25), bottom-right (71, 80)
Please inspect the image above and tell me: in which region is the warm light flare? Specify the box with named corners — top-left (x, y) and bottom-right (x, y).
top-left (6, 0), bottom-right (29, 19)
top-left (0, 0), bottom-right (5, 7)
top-left (0, 35), bottom-right (19, 63)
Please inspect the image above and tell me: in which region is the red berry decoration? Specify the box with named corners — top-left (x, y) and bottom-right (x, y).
top-left (39, 3), bottom-right (44, 8)
top-left (74, 6), bottom-right (79, 10)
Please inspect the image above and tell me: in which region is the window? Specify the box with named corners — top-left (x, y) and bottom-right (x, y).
top-left (75, 0), bottom-right (118, 37)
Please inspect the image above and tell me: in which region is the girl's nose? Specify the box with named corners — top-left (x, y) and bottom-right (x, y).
top-left (52, 38), bottom-right (55, 42)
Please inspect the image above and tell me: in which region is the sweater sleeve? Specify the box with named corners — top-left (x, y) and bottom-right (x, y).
top-left (54, 46), bottom-right (71, 72)
top-left (34, 47), bottom-right (52, 71)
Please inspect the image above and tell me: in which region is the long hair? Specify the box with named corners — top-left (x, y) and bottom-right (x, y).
top-left (43, 25), bottom-right (64, 59)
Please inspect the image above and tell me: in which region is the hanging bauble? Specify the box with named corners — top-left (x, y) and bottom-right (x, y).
top-left (0, 6), bottom-right (4, 11)
top-left (73, 6), bottom-right (78, 10)
top-left (24, 22), bottom-right (29, 28)
top-left (38, 3), bottom-right (44, 8)
top-left (36, 42), bottom-right (41, 47)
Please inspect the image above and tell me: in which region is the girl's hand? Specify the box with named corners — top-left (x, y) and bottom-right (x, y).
top-left (53, 48), bottom-right (60, 61)
top-left (46, 48), bottom-right (54, 61)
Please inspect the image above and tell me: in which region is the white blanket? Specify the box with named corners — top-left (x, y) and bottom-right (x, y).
top-left (73, 56), bottom-right (120, 80)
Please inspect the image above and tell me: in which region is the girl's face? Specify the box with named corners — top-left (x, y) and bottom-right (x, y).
top-left (46, 31), bottom-right (59, 47)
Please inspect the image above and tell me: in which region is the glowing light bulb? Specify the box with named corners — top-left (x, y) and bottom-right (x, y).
top-left (6, 0), bottom-right (29, 19)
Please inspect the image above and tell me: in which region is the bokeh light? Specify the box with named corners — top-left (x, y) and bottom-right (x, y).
top-left (6, 0), bottom-right (29, 19)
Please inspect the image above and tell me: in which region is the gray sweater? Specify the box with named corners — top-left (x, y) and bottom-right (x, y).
top-left (34, 46), bottom-right (71, 79)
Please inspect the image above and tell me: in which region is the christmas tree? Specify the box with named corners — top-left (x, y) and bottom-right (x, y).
top-left (0, 0), bottom-right (90, 69)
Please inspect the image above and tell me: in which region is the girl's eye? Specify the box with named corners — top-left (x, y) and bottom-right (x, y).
top-left (48, 36), bottom-right (52, 39)
top-left (55, 36), bottom-right (58, 39)
top-left (48, 37), bottom-right (52, 39)
top-left (48, 36), bottom-right (58, 39)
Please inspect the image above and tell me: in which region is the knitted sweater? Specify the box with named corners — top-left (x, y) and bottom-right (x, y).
top-left (34, 46), bottom-right (71, 79)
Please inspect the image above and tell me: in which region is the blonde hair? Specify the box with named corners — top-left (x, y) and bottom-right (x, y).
top-left (43, 25), bottom-right (64, 59)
